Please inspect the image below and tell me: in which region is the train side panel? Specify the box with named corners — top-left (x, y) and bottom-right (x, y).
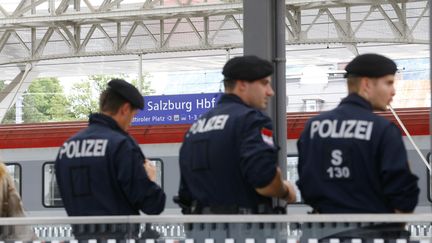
top-left (0, 108), bottom-right (429, 215)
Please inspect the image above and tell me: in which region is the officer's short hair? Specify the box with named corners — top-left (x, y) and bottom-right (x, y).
top-left (222, 55), bottom-right (273, 90)
top-left (223, 77), bottom-right (236, 90)
top-left (99, 88), bottom-right (129, 113)
top-left (346, 76), bottom-right (362, 93)
top-left (100, 79), bottom-right (144, 113)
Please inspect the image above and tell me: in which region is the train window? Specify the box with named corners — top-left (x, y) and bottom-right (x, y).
top-left (286, 155), bottom-right (302, 203)
top-left (4, 163), bottom-right (22, 196)
top-left (42, 159), bottom-right (164, 208)
top-left (149, 158), bottom-right (164, 189)
top-left (43, 162), bottom-right (63, 207)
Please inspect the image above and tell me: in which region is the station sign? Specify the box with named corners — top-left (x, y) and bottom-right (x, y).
top-left (132, 92), bottom-right (223, 126)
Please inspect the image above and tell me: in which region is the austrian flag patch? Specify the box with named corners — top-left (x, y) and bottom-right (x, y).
top-left (261, 128), bottom-right (274, 146)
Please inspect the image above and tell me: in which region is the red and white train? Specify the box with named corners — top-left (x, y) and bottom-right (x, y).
top-left (0, 107), bottom-right (430, 215)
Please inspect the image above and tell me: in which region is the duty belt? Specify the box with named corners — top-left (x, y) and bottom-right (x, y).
top-left (200, 204), bottom-right (273, 214)
top-left (201, 206), bottom-right (253, 214)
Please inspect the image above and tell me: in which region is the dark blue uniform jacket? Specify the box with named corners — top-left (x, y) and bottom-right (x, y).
top-left (55, 113), bottom-right (166, 216)
top-left (297, 93), bottom-right (419, 213)
top-left (179, 94), bottom-right (278, 210)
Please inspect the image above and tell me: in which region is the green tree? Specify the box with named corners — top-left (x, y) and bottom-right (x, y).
top-left (2, 106), bottom-right (15, 124)
top-left (1, 80), bottom-right (15, 124)
top-left (0, 80), bottom-right (5, 91)
top-left (67, 80), bottom-right (99, 120)
top-left (23, 77), bottom-right (72, 122)
top-left (68, 74), bottom-right (154, 119)
top-left (67, 74), bottom-right (123, 120)
top-left (2, 77), bottom-right (72, 124)
top-left (131, 73), bottom-right (155, 95)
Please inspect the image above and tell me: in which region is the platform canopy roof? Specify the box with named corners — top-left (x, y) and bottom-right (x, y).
top-left (0, 0), bottom-right (428, 79)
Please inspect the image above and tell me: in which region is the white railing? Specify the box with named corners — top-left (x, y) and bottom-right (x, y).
top-left (2, 214), bottom-right (432, 225)
top-left (1, 214), bottom-right (431, 242)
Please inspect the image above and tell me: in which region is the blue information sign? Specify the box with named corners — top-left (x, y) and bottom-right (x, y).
top-left (132, 92), bottom-right (223, 126)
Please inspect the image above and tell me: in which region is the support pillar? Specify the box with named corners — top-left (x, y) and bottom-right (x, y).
top-left (243, 0), bottom-right (287, 174)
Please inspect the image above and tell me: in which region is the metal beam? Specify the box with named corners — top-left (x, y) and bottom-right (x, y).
top-left (0, 5), bottom-right (10, 17)
top-left (34, 27), bottom-right (54, 56)
top-left (137, 22), bottom-right (158, 46)
top-left (13, 0), bottom-right (47, 17)
top-left (55, 0), bottom-right (71, 15)
top-left (54, 27), bottom-right (72, 49)
top-left (0, 31), bottom-right (12, 53)
top-left (83, 0), bottom-right (96, 12)
top-left (59, 24), bottom-right (78, 51)
top-left (0, 0), bottom-right (427, 66)
top-left (0, 4), bottom-right (243, 26)
top-left (99, 0), bottom-right (124, 11)
top-left (11, 31), bottom-right (30, 54)
top-left (0, 64), bottom-right (39, 123)
top-left (161, 18), bottom-right (182, 48)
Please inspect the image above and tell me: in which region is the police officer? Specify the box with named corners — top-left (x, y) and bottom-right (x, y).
top-left (297, 54), bottom-right (419, 240)
top-left (55, 79), bottom-right (165, 239)
top-left (177, 55), bottom-right (296, 215)
top-left (177, 55), bottom-right (296, 242)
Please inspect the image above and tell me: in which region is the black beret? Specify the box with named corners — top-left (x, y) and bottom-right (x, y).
top-left (222, 55), bottom-right (273, 81)
top-left (107, 79), bottom-right (144, 109)
top-left (344, 53), bottom-right (397, 78)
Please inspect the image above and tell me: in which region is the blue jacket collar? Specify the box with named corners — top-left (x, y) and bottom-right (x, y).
top-left (339, 93), bottom-right (373, 111)
top-left (218, 93), bottom-right (252, 108)
top-left (89, 113), bottom-right (127, 134)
